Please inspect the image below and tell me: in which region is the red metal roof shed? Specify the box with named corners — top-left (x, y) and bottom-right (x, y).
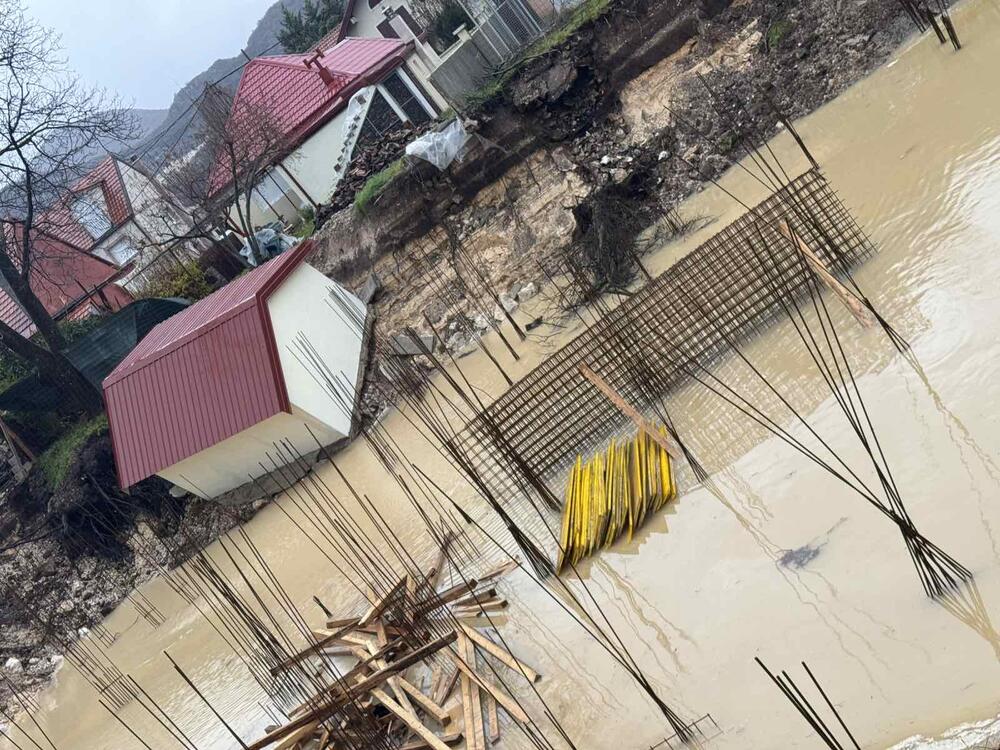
top-left (103, 240), bottom-right (315, 489)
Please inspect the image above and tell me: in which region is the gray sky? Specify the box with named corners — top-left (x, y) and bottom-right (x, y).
top-left (26, 0), bottom-right (281, 110)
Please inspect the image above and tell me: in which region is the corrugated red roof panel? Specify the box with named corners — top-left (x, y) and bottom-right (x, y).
top-left (43, 157), bottom-right (133, 249)
top-left (207, 37), bottom-right (408, 197)
top-left (103, 240), bottom-right (315, 489)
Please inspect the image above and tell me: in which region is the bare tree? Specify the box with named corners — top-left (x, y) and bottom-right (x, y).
top-left (0, 0), bottom-right (137, 414)
top-left (194, 82), bottom-right (294, 265)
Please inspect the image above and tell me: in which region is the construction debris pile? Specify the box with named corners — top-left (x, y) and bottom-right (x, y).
top-left (249, 558), bottom-right (536, 750)
top-left (558, 429), bottom-right (676, 572)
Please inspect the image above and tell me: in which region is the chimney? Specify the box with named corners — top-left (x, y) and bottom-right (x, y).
top-left (305, 51), bottom-right (337, 87)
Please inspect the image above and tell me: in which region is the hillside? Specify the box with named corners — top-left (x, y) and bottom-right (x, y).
top-left (129, 0), bottom-right (307, 169)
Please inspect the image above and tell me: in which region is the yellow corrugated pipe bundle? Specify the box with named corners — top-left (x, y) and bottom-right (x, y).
top-left (557, 428), bottom-right (676, 573)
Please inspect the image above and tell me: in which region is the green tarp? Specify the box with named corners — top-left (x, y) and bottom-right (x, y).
top-left (0, 298), bottom-right (189, 412)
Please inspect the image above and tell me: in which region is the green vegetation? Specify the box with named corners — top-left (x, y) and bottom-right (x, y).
top-left (293, 205), bottom-right (316, 238)
top-left (766, 19), bottom-right (793, 51)
top-left (429, 0), bottom-right (474, 53)
top-left (278, 0), bottom-right (345, 53)
top-left (354, 158), bottom-right (407, 214)
top-left (36, 414), bottom-right (108, 490)
top-left (465, 0), bottom-right (611, 110)
top-left (136, 262), bottom-right (214, 302)
top-left (0, 317), bottom-right (108, 393)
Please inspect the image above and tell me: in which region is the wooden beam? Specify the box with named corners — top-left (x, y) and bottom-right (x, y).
top-left (270, 619), bottom-right (360, 676)
top-left (398, 677), bottom-right (452, 725)
top-left (486, 693), bottom-right (500, 744)
top-left (399, 731), bottom-right (462, 750)
top-left (460, 625), bottom-right (541, 683)
top-left (578, 365), bottom-right (680, 458)
top-left (447, 648), bottom-right (529, 724)
top-left (414, 580), bottom-right (479, 616)
top-left (371, 688), bottom-right (453, 750)
top-left (360, 577), bottom-right (407, 627)
top-left (433, 667), bottom-right (459, 706)
top-left (247, 633), bottom-right (456, 750)
top-left (459, 632), bottom-right (486, 750)
top-left (777, 220), bottom-right (874, 328)
top-left (273, 720), bottom-right (319, 750)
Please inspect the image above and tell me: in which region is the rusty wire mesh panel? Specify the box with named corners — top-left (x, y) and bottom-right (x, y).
top-left (454, 168), bottom-right (878, 500)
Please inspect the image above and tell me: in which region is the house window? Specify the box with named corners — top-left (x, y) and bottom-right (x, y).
top-left (107, 239), bottom-right (137, 265)
top-left (381, 71), bottom-right (432, 125)
top-left (71, 194), bottom-right (112, 239)
top-left (357, 90), bottom-right (406, 147)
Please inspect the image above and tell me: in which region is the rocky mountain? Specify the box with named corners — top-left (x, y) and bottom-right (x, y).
top-left (129, 0), bottom-right (308, 170)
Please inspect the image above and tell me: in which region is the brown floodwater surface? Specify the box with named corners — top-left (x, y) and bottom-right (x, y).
top-left (8, 1), bottom-right (1000, 747)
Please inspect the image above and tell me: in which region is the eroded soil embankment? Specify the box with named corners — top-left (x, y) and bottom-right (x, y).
top-left (309, 0), bottom-right (924, 340)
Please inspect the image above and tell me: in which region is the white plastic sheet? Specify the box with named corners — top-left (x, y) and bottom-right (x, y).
top-left (405, 118), bottom-right (472, 171)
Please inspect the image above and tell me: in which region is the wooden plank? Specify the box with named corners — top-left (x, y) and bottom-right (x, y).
top-left (447, 648), bottom-right (529, 724)
top-left (372, 620), bottom-right (417, 719)
top-left (273, 720), bottom-right (319, 750)
top-left (247, 633), bottom-right (456, 750)
top-left (486, 693), bottom-right (500, 744)
top-left (460, 625), bottom-right (541, 683)
top-left (429, 664), bottom-right (444, 702)
top-left (371, 688), bottom-right (453, 750)
top-left (413, 580), bottom-right (479, 616)
top-left (324, 616), bottom-right (362, 630)
top-left (459, 632), bottom-right (486, 750)
top-left (399, 731), bottom-right (462, 750)
top-left (434, 667), bottom-right (459, 706)
top-left (474, 560), bottom-right (519, 586)
top-left (777, 219), bottom-right (874, 328)
top-left (458, 667), bottom-right (477, 750)
top-left (578, 365), bottom-right (680, 458)
top-left (270, 619), bottom-right (360, 676)
top-left (451, 588), bottom-right (497, 608)
top-left (359, 577), bottom-right (407, 627)
top-left (398, 677), bottom-right (452, 725)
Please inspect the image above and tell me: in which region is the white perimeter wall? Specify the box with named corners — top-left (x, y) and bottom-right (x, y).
top-left (267, 262), bottom-right (367, 434)
top-left (157, 411), bottom-right (341, 499)
top-left (157, 263), bottom-right (366, 500)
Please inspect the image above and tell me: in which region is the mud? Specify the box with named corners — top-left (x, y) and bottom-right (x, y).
top-left (0, 0), bottom-right (970, 735)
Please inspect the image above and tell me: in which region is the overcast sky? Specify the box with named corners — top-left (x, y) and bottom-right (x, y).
top-left (26, 0), bottom-right (280, 110)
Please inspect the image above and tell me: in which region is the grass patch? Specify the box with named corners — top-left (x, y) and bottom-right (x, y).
top-left (36, 414), bottom-right (108, 490)
top-left (464, 0), bottom-right (611, 110)
top-left (293, 218), bottom-right (315, 238)
top-left (354, 158), bottom-right (407, 214)
top-left (766, 19), bottom-right (793, 51)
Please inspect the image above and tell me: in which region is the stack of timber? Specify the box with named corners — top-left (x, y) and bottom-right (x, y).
top-left (252, 557), bottom-right (539, 749)
top-left (558, 429), bottom-right (676, 572)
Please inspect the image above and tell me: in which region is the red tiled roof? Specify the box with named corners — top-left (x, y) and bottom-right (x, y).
top-left (207, 37), bottom-right (409, 197)
top-left (103, 240), bottom-right (316, 489)
top-left (311, 26), bottom-right (344, 52)
top-left (43, 157), bottom-right (133, 250)
top-left (0, 225), bottom-right (132, 338)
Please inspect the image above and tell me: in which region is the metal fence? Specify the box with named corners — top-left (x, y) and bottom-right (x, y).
top-left (429, 0), bottom-right (555, 105)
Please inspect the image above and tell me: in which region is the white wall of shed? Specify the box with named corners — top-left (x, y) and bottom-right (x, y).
top-left (157, 410), bottom-right (341, 499)
top-left (267, 262), bottom-right (366, 436)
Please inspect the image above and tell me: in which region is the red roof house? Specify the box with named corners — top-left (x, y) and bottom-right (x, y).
top-left (103, 240), bottom-right (367, 499)
top-left (207, 36), bottom-right (442, 234)
top-left (0, 224), bottom-right (132, 338)
top-left (207, 37), bottom-right (412, 198)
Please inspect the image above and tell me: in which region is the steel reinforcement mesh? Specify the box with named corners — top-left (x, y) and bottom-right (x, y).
top-left (454, 169), bottom-right (878, 496)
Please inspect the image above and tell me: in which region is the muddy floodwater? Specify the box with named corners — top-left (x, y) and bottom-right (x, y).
top-left (9, 1), bottom-right (1000, 748)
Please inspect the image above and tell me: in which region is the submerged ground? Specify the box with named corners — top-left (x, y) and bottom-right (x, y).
top-left (5, 0), bottom-right (1000, 747)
